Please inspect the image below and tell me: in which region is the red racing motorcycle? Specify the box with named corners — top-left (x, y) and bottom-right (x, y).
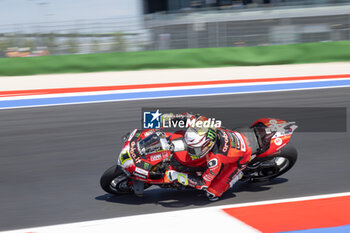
top-left (100, 118), bottom-right (298, 197)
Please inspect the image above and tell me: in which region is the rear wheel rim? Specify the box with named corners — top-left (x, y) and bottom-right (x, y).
top-left (255, 156), bottom-right (291, 179)
top-left (274, 157), bottom-right (290, 174)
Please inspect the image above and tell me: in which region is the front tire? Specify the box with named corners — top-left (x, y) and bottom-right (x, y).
top-left (100, 165), bottom-right (133, 195)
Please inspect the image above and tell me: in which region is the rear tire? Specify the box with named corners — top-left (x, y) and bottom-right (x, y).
top-left (100, 165), bottom-right (133, 195)
top-left (249, 145), bottom-right (297, 182)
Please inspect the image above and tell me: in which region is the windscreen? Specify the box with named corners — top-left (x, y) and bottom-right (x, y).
top-left (137, 132), bottom-right (170, 155)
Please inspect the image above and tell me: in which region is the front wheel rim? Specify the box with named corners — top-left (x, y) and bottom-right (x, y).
top-left (109, 175), bottom-right (132, 193)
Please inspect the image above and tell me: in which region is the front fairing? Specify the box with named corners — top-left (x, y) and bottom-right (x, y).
top-left (117, 129), bottom-right (172, 183)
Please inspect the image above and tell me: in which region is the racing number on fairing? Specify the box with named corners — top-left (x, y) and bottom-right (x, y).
top-left (120, 152), bottom-right (131, 164)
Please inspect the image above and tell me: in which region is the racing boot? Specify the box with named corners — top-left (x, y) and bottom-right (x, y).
top-left (206, 190), bottom-right (219, 201)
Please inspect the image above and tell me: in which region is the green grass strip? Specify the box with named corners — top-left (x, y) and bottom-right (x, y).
top-left (1, 41), bottom-right (350, 76)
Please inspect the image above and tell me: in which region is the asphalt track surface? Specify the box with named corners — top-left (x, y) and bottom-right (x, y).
top-left (1, 87), bottom-right (350, 231)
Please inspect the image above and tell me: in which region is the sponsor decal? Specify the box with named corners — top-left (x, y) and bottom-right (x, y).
top-left (143, 162), bottom-right (150, 170)
top-left (269, 119), bottom-right (278, 124)
top-left (229, 171), bottom-right (243, 187)
top-left (269, 121), bottom-right (289, 135)
top-left (130, 141), bottom-right (142, 163)
top-left (143, 129), bottom-right (156, 137)
top-left (228, 132), bottom-right (237, 148)
top-left (206, 128), bottom-right (217, 140)
top-left (135, 167), bottom-right (149, 176)
top-left (150, 154), bottom-right (162, 161)
top-left (228, 167), bottom-right (244, 186)
top-left (203, 174), bottom-right (215, 182)
top-left (161, 151), bottom-right (170, 158)
top-left (209, 170), bottom-right (217, 176)
top-left (234, 132), bottom-right (246, 152)
top-left (203, 175), bottom-right (211, 182)
top-left (133, 172), bottom-right (147, 179)
top-left (274, 137), bottom-right (283, 146)
top-left (149, 151), bottom-right (169, 161)
top-left (229, 132), bottom-right (240, 150)
top-left (221, 132), bottom-right (229, 153)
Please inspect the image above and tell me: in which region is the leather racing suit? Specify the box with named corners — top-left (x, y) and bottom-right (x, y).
top-left (165, 113), bottom-right (253, 198)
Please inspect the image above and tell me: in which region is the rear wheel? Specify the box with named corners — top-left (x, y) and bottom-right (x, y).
top-left (246, 145), bottom-right (298, 182)
top-left (100, 165), bottom-right (133, 195)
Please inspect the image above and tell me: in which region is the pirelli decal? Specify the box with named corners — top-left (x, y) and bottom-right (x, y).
top-left (228, 132), bottom-right (240, 150)
top-left (233, 132), bottom-right (246, 152)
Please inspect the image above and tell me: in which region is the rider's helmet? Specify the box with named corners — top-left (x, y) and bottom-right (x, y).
top-left (184, 120), bottom-right (217, 159)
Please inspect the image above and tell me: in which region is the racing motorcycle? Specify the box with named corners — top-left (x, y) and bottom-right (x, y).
top-left (100, 118), bottom-right (298, 197)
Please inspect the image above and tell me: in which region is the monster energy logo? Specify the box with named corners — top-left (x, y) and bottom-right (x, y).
top-left (144, 162), bottom-right (150, 170)
top-left (207, 128), bottom-right (217, 140)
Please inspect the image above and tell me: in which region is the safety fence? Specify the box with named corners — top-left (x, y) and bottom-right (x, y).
top-left (1, 3), bottom-right (350, 57)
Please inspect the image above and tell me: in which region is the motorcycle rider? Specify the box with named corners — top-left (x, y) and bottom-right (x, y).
top-left (164, 113), bottom-right (253, 201)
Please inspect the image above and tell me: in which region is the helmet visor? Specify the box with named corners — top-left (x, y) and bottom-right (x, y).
top-left (187, 146), bottom-right (203, 158)
top-left (187, 140), bottom-right (213, 159)
top-left (195, 125), bottom-right (209, 136)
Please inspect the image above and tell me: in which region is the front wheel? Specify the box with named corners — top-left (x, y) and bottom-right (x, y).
top-left (100, 165), bottom-right (133, 195)
top-left (246, 145), bottom-right (298, 182)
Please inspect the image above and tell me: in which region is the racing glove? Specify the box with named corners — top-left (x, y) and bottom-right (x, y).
top-left (166, 170), bottom-right (188, 186)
